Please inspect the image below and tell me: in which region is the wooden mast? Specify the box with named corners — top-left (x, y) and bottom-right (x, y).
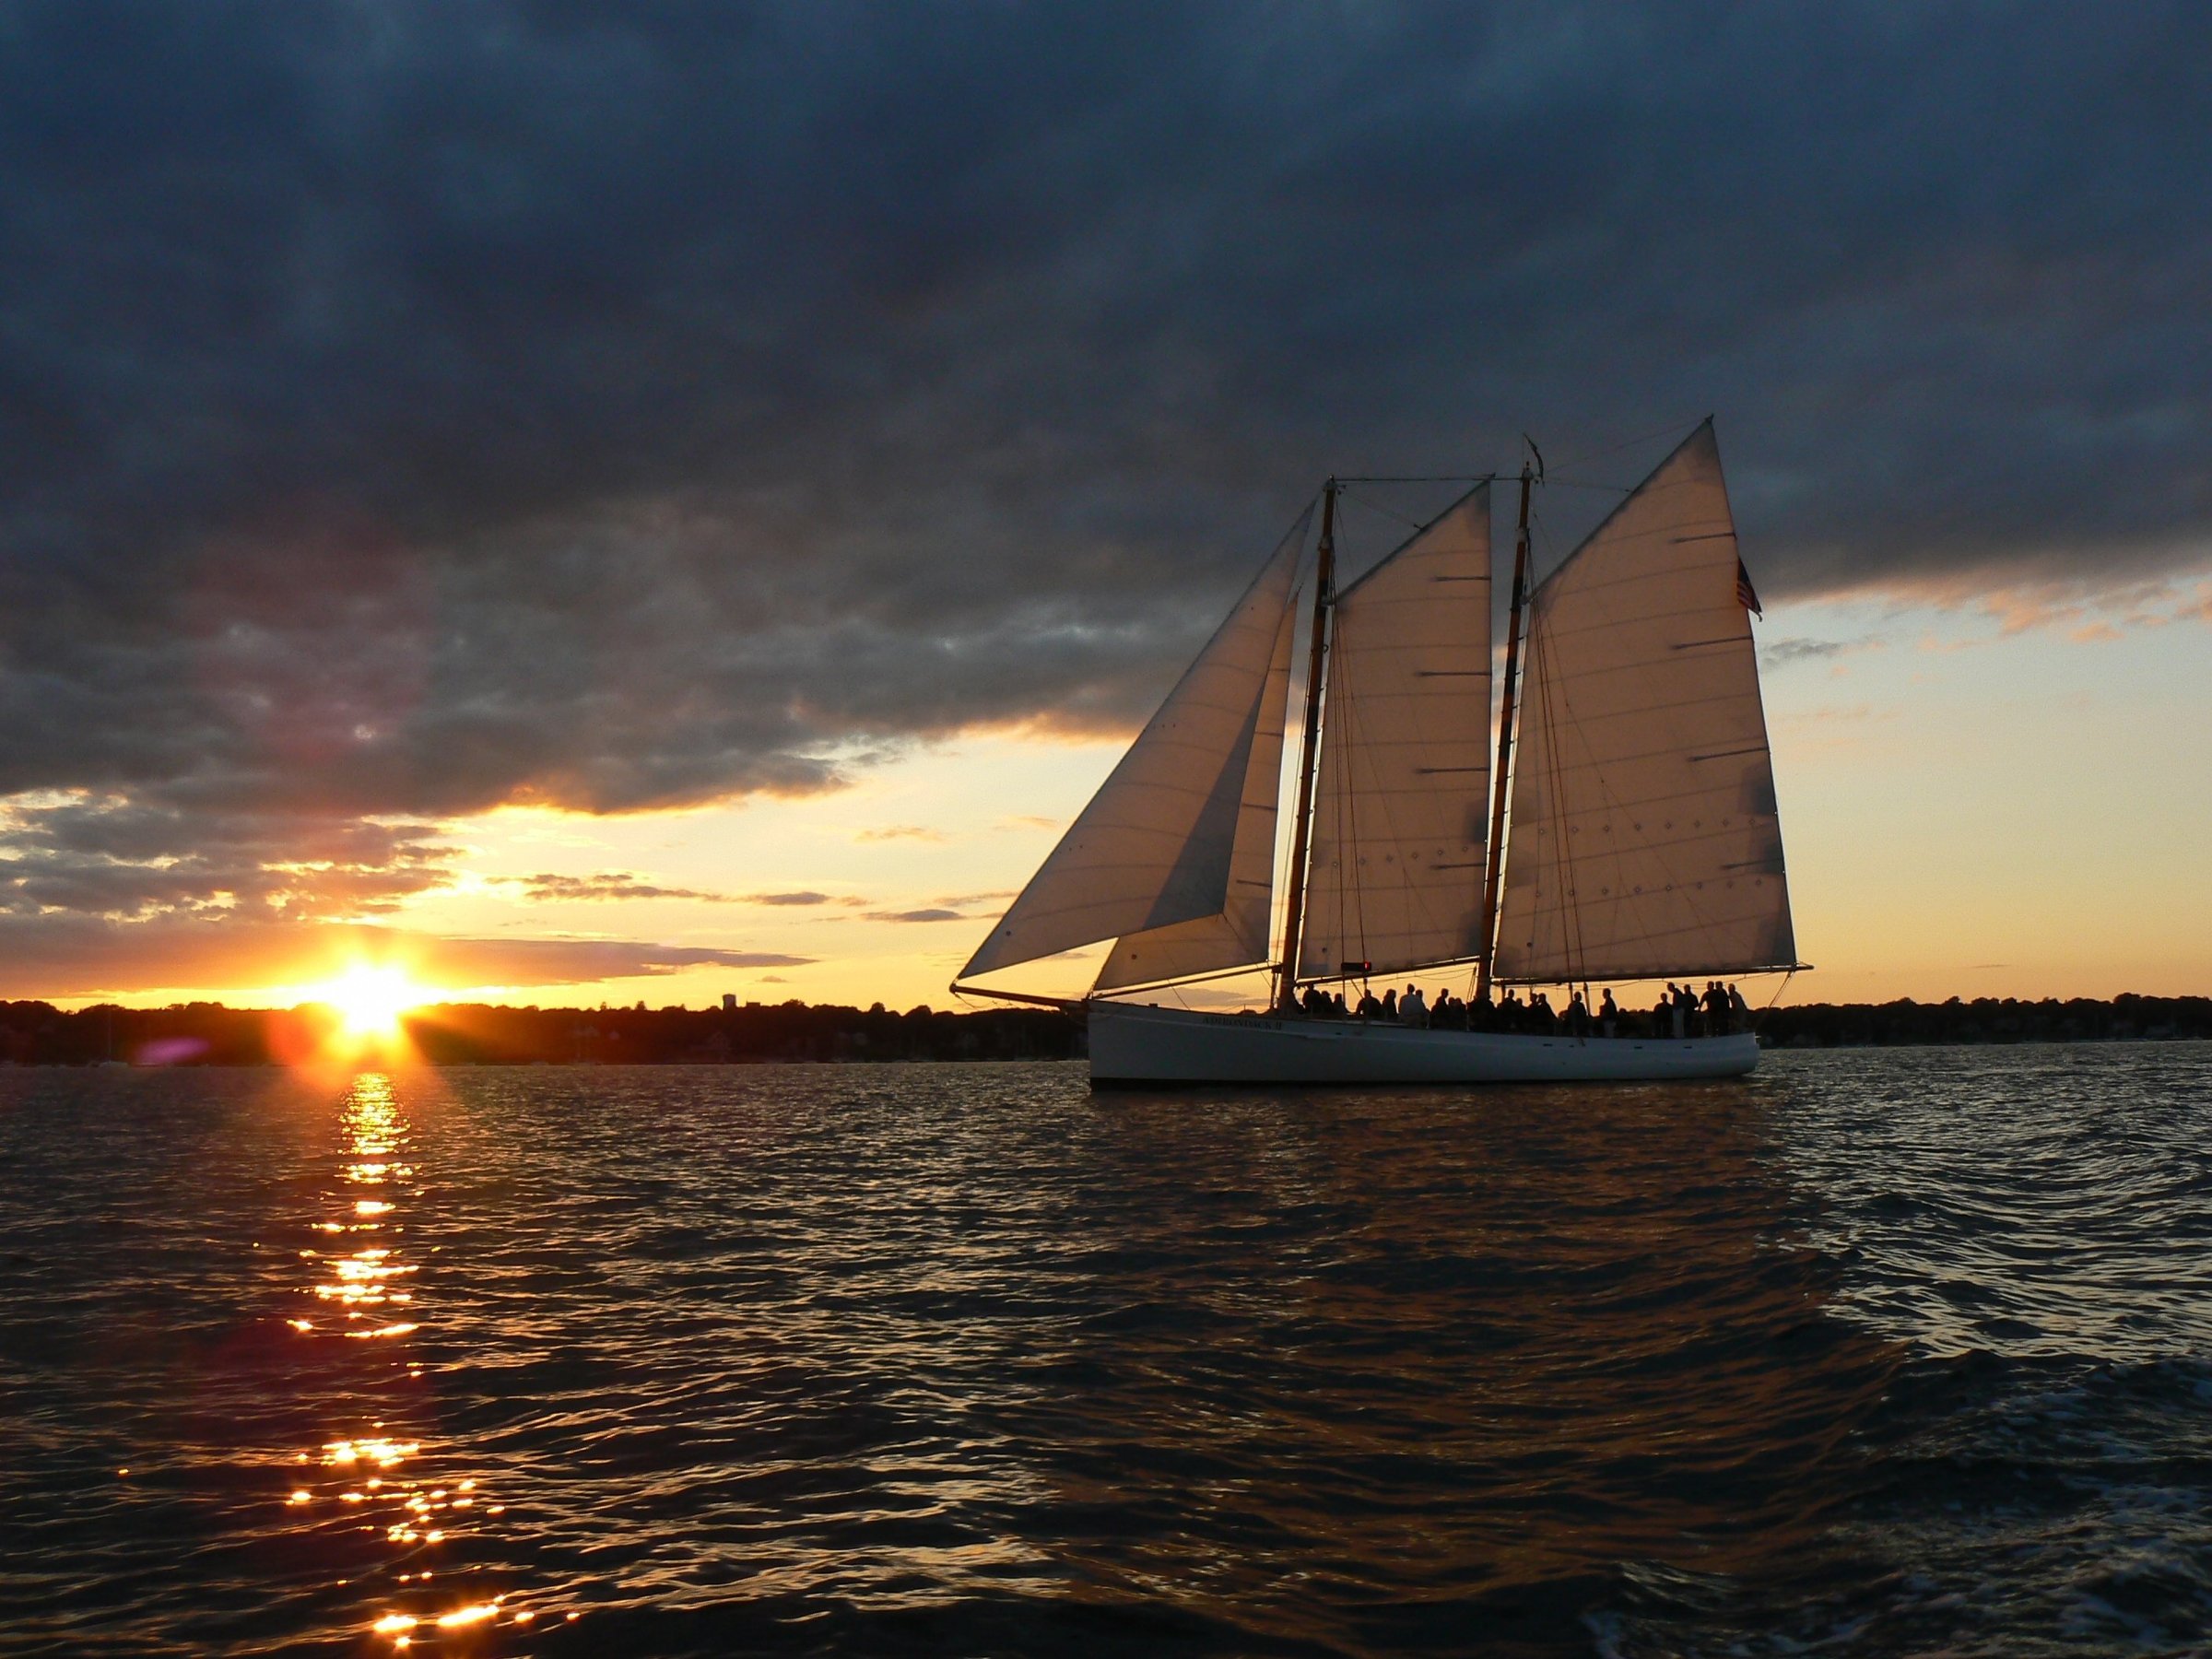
top-left (1273, 479), bottom-right (1336, 1010)
top-left (1475, 459), bottom-right (1535, 1003)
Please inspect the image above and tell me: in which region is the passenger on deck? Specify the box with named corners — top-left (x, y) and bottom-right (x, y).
top-left (1498, 990), bottom-right (1521, 1033)
top-left (1599, 988), bottom-right (1619, 1037)
top-left (1565, 991), bottom-right (1589, 1038)
top-left (1399, 985), bottom-right (1429, 1027)
top-left (1728, 983), bottom-right (1749, 1026)
top-left (1529, 992), bottom-right (1556, 1034)
top-left (1333, 991), bottom-right (1350, 1018)
top-left (1357, 989), bottom-right (1382, 1019)
top-left (1381, 987), bottom-right (1398, 1021)
top-left (1468, 990), bottom-right (1493, 1031)
top-left (1702, 981), bottom-right (1730, 1033)
top-left (1662, 985), bottom-right (1685, 1040)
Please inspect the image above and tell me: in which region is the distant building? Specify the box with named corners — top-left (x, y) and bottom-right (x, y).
top-left (722, 993), bottom-right (736, 1012)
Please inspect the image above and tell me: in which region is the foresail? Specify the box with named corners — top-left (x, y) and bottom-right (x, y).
top-left (1492, 423), bottom-right (1795, 984)
top-left (1092, 594), bottom-right (1298, 990)
top-left (959, 507), bottom-right (1311, 982)
top-left (1298, 485), bottom-right (1491, 979)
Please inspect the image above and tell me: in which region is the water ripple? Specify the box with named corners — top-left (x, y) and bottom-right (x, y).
top-left (1, 1046), bottom-right (2206, 1655)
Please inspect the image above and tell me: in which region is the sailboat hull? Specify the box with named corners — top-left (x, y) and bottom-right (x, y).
top-left (1089, 1000), bottom-right (1759, 1087)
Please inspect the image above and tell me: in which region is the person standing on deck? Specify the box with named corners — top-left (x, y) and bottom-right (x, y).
top-left (1703, 982), bottom-right (1730, 1033)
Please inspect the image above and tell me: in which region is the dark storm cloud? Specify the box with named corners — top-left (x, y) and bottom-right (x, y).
top-left (5, 2), bottom-right (2210, 975)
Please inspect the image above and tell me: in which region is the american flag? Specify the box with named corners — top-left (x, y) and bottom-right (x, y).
top-left (1735, 558), bottom-right (1762, 617)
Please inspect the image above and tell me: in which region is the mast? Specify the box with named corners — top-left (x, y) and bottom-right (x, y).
top-left (1272, 479), bottom-right (1337, 1010)
top-left (1474, 458), bottom-right (1535, 1002)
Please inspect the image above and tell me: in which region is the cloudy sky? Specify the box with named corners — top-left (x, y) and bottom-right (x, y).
top-left (4, 2), bottom-right (2208, 1008)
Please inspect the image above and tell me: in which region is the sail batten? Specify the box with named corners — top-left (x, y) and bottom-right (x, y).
top-left (1297, 484), bottom-right (1491, 981)
top-left (959, 507), bottom-right (1310, 984)
top-left (1492, 423), bottom-right (1795, 986)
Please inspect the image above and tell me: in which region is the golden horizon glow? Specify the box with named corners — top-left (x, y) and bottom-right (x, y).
top-left (18, 579), bottom-right (2212, 1014)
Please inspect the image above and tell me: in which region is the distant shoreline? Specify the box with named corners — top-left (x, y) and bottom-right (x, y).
top-left (2, 994), bottom-right (2206, 1066)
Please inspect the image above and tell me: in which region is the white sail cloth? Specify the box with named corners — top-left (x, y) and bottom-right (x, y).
top-left (1093, 595), bottom-right (1298, 990)
top-left (1298, 485), bottom-right (1492, 979)
top-left (959, 509), bottom-right (1310, 982)
top-left (1492, 422), bottom-right (1795, 984)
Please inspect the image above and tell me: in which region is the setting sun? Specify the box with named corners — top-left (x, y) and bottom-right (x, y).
top-left (317, 965), bottom-right (429, 1043)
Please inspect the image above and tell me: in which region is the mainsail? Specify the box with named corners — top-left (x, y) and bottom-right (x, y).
top-left (1491, 422), bottom-right (1795, 983)
top-left (959, 508), bottom-right (1310, 982)
top-left (1298, 484), bottom-right (1491, 979)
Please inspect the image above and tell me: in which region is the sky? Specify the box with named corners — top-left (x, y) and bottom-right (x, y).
top-left (2, 2), bottom-right (2208, 1011)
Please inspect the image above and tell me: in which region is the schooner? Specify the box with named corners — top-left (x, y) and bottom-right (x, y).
top-left (954, 421), bottom-right (1804, 1084)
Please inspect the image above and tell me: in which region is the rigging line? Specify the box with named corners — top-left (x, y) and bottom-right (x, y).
top-left (1096, 959), bottom-right (1280, 1001)
top-left (1751, 969), bottom-right (1796, 1038)
top-left (1546, 418), bottom-right (1704, 478)
top-left (1335, 487), bottom-right (1427, 533)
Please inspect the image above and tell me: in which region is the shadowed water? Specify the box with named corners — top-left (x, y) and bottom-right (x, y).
top-left (1, 1048), bottom-right (2206, 1655)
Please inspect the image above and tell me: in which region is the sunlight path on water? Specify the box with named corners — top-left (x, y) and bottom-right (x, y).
top-left (279, 1073), bottom-right (558, 1650)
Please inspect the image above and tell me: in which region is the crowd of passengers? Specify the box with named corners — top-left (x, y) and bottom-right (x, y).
top-left (1291, 978), bottom-right (1752, 1038)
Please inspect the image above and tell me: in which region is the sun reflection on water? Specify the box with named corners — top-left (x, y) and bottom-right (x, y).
top-left (281, 1073), bottom-right (551, 1646)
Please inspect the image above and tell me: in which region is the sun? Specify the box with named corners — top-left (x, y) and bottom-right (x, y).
top-left (317, 964), bottom-right (428, 1044)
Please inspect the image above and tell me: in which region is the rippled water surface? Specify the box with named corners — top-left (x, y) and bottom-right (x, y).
top-left (2, 1048), bottom-right (2208, 1656)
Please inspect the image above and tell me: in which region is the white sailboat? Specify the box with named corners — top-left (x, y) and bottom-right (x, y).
top-left (955, 421), bottom-right (1805, 1085)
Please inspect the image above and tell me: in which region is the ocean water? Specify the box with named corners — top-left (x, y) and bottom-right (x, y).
top-left (1, 1048), bottom-right (2206, 1657)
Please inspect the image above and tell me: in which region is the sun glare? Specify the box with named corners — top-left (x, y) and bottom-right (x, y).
top-left (319, 965), bottom-right (428, 1043)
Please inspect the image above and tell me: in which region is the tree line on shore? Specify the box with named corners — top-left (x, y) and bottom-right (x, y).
top-left (0, 993), bottom-right (2205, 1067)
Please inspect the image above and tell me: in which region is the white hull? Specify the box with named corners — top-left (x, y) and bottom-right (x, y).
top-left (1088, 1000), bottom-right (1759, 1087)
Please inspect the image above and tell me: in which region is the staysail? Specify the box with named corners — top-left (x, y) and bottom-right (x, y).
top-left (1093, 594), bottom-right (1299, 990)
top-left (959, 508), bottom-right (1310, 982)
top-left (1298, 485), bottom-right (1492, 979)
top-left (1491, 422), bottom-right (1795, 984)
